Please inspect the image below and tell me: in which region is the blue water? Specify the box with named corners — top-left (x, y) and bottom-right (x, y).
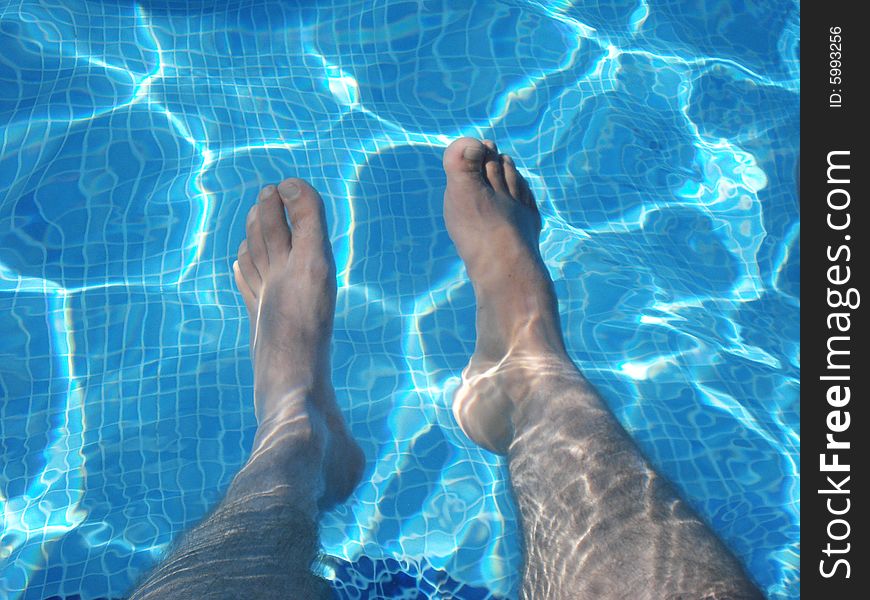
top-left (0, 0), bottom-right (799, 598)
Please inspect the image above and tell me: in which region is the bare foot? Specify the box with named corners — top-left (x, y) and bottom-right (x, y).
top-left (233, 179), bottom-right (364, 510)
top-left (443, 138), bottom-right (571, 454)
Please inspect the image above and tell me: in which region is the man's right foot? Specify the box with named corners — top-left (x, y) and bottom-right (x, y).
top-left (233, 179), bottom-right (364, 511)
top-left (442, 137), bottom-right (572, 454)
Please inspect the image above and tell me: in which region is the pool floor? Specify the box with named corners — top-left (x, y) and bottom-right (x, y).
top-left (0, 0), bottom-right (799, 598)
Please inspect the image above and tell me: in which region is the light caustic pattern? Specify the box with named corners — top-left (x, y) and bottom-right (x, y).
top-left (0, 0), bottom-right (799, 598)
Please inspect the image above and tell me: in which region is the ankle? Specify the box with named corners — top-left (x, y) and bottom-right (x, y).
top-left (230, 417), bottom-right (327, 515)
top-left (253, 368), bottom-right (333, 413)
top-left (498, 351), bottom-right (576, 397)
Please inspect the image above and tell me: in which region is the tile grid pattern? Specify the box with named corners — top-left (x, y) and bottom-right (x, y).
top-left (0, 0), bottom-right (799, 598)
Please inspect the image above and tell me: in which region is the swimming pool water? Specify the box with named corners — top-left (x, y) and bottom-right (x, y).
top-left (0, 0), bottom-right (799, 598)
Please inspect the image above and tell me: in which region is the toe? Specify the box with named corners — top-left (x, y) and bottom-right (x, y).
top-left (233, 260), bottom-right (257, 314)
top-left (245, 205), bottom-right (269, 270)
top-left (502, 154), bottom-right (521, 199)
top-left (519, 174), bottom-right (535, 209)
top-left (503, 155), bottom-right (535, 208)
top-left (238, 240), bottom-right (262, 293)
top-left (278, 179), bottom-right (335, 282)
top-left (443, 137), bottom-right (488, 186)
top-left (257, 185), bottom-right (291, 261)
top-left (485, 150), bottom-right (508, 194)
top-left (278, 178), bottom-right (330, 243)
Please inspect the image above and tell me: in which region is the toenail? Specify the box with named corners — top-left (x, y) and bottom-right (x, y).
top-left (279, 180), bottom-right (301, 200)
top-left (463, 145), bottom-right (486, 161)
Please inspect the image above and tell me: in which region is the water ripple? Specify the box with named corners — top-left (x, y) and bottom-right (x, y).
top-left (0, 0), bottom-right (799, 598)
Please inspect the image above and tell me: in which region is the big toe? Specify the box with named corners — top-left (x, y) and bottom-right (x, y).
top-left (277, 179), bottom-right (329, 243)
top-left (443, 137), bottom-right (489, 187)
top-left (257, 184), bottom-right (291, 259)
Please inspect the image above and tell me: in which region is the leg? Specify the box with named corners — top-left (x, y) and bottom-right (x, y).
top-left (442, 138), bottom-right (762, 599)
top-left (131, 180), bottom-right (364, 599)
